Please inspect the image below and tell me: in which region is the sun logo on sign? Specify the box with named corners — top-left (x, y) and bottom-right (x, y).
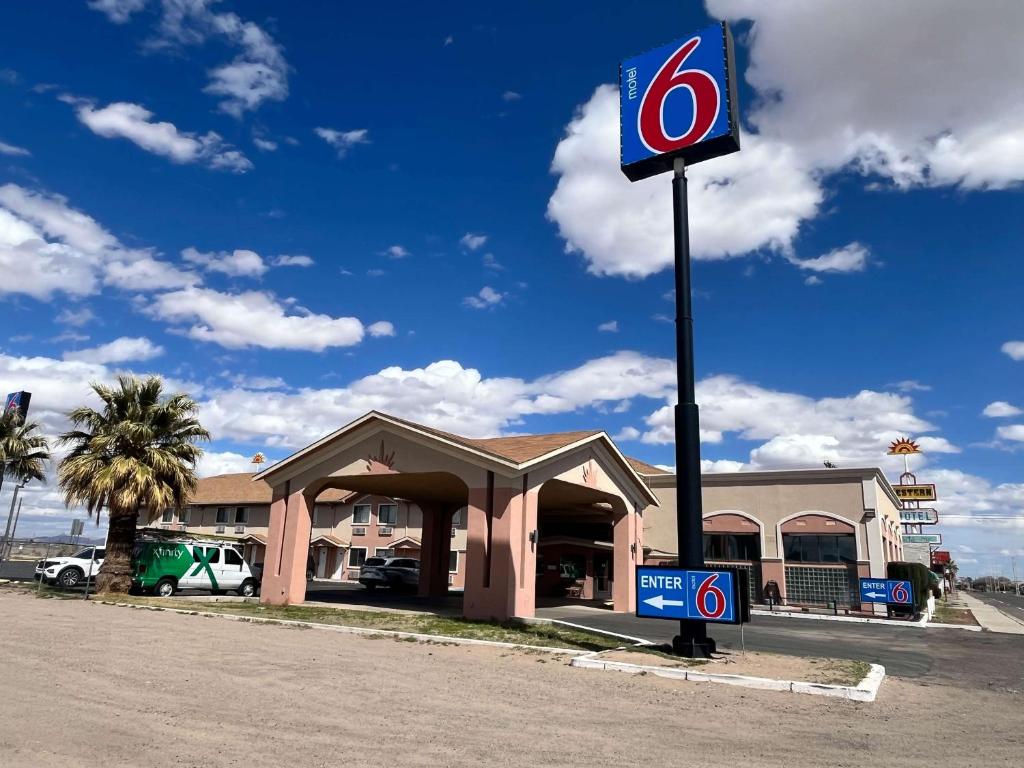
top-left (887, 437), bottom-right (921, 455)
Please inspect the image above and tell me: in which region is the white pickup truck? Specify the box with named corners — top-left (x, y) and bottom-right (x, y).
top-left (35, 547), bottom-right (105, 588)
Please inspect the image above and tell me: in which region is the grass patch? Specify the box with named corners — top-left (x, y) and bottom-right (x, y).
top-left (622, 645), bottom-right (709, 667)
top-left (931, 599), bottom-right (978, 626)
top-left (90, 595), bottom-right (626, 651)
top-left (811, 659), bottom-right (872, 686)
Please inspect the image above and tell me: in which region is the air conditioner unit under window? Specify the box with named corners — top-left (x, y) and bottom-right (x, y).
top-left (448, 574), bottom-right (455, 585)
top-left (352, 527), bottom-right (366, 536)
top-left (451, 527), bottom-right (456, 538)
top-left (234, 525), bottom-right (245, 534)
top-left (215, 525), bottom-right (225, 534)
top-left (379, 526), bottom-right (393, 536)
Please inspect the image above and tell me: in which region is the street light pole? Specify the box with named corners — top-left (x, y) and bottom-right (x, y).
top-left (671, 157), bottom-right (713, 658)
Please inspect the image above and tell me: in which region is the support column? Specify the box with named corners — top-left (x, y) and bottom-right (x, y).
top-left (417, 503), bottom-right (452, 598)
top-left (260, 485), bottom-right (312, 606)
top-left (462, 482), bottom-right (535, 620)
top-left (612, 510), bottom-right (637, 613)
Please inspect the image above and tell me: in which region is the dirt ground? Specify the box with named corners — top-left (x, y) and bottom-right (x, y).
top-left (1, 592), bottom-right (1020, 768)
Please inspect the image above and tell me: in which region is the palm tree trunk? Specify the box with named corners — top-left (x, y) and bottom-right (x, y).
top-left (96, 509), bottom-right (138, 594)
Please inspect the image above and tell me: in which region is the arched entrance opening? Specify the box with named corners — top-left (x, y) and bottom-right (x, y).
top-left (534, 479), bottom-right (635, 613)
top-left (702, 511), bottom-right (764, 603)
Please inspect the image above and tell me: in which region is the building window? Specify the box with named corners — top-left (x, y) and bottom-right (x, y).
top-left (353, 504), bottom-right (371, 525)
top-left (783, 534), bottom-right (856, 564)
top-left (449, 551), bottom-right (459, 574)
top-left (181, 507), bottom-right (193, 525)
top-left (234, 507), bottom-right (247, 524)
top-left (224, 548), bottom-right (243, 566)
top-left (451, 507), bottom-right (466, 527)
top-left (378, 504), bottom-right (398, 526)
top-left (703, 533), bottom-right (760, 561)
top-left (215, 507), bottom-right (228, 524)
top-left (375, 547), bottom-right (394, 558)
top-left (348, 547), bottom-right (367, 567)
top-left (161, 509), bottom-right (173, 524)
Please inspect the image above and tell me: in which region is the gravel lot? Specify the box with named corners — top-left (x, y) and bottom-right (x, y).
top-left (1, 591), bottom-right (1020, 768)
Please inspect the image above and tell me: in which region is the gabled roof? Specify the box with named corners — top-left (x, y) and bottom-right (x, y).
top-left (310, 533), bottom-right (349, 548)
top-left (189, 473), bottom-right (354, 505)
top-left (254, 411), bottom-right (659, 506)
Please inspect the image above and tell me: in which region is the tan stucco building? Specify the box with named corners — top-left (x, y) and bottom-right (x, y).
top-left (141, 412), bottom-right (904, 619)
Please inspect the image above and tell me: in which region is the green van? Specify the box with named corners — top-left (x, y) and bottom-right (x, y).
top-left (132, 539), bottom-right (259, 597)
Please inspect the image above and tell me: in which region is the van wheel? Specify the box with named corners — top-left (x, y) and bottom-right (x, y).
top-left (237, 579), bottom-right (257, 598)
top-left (57, 567), bottom-right (84, 589)
top-left (154, 578), bottom-right (176, 597)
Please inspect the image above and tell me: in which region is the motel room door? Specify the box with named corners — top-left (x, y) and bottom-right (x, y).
top-left (594, 552), bottom-right (612, 599)
top-left (316, 548), bottom-right (328, 579)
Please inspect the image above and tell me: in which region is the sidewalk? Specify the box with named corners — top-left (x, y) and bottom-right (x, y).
top-left (961, 593), bottom-right (1024, 634)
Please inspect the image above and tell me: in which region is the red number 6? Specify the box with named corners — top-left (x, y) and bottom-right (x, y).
top-left (696, 573), bottom-right (727, 619)
top-left (638, 37), bottom-right (720, 154)
top-left (892, 583), bottom-right (909, 603)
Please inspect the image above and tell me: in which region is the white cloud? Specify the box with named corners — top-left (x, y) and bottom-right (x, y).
top-left (104, 257), bottom-right (199, 291)
top-left (315, 127), bottom-right (369, 157)
top-left (383, 245), bottom-right (410, 259)
top-left (788, 243), bottom-right (869, 273)
top-left (183, 246), bottom-right (266, 277)
top-left (598, 320), bottom-right (618, 333)
top-left (547, 85), bottom-right (822, 278)
top-left (87, 0), bottom-right (146, 24)
top-left (196, 450), bottom-right (259, 478)
top-left (996, 425), bottom-right (1024, 442)
top-left (502, 91), bottom-right (522, 102)
top-left (0, 139), bottom-right (30, 156)
top-left (460, 233), bottom-right (488, 251)
top-left (253, 137), bottom-right (278, 152)
top-left (63, 336), bottom-right (164, 364)
top-left (463, 286), bottom-right (504, 309)
top-left (613, 426), bottom-right (640, 442)
top-left (1002, 341), bottom-right (1024, 361)
top-left (367, 321), bottom-right (396, 338)
top-left (889, 380), bottom-right (932, 393)
top-left (145, 0), bottom-right (289, 117)
top-left (482, 253), bottom-right (503, 271)
top-left (56, 307), bottom-right (96, 327)
top-left (271, 254), bottom-right (314, 267)
top-left (72, 100), bottom-right (252, 172)
top-left (701, 459), bottom-right (746, 473)
top-left (0, 183), bottom-right (192, 298)
top-left (983, 401), bottom-right (1023, 418)
top-left (145, 286), bottom-right (381, 351)
top-left (804, 276), bottom-right (822, 286)
top-left (709, 0), bottom-right (1024, 191)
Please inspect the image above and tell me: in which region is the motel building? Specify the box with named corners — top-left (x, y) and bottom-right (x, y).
top-left (141, 412), bottom-right (904, 620)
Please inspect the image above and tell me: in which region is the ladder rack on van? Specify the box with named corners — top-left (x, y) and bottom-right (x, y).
top-left (136, 527), bottom-right (243, 546)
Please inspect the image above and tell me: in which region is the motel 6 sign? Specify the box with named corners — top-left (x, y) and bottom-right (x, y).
top-left (636, 566), bottom-right (741, 624)
top-left (859, 578), bottom-right (914, 606)
top-left (620, 21), bottom-right (741, 181)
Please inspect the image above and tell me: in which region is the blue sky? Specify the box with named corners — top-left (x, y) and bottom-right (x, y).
top-left (1, 1), bottom-right (1022, 576)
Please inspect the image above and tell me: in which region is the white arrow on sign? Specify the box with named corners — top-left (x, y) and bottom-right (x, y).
top-left (643, 594), bottom-right (685, 610)
top-left (864, 591), bottom-right (886, 599)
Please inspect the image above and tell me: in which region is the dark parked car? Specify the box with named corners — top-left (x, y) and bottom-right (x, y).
top-left (359, 557), bottom-right (419, 591)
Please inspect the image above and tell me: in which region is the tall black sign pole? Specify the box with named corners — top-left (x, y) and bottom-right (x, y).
top-left (671, 156), bottom-right (714, 658)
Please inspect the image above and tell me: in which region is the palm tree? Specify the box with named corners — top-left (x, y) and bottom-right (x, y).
top-left (58, 375), bottom-right (210, 594)
top-left (0, 412), bottom-right (51, 553)
top-left (0, 412), bottom-right (51, 488)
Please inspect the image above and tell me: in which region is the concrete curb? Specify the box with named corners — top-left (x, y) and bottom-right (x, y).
top-left (94, 600), bottom-right (592, 655)
top-left (924, 621), bottom-right (982, 632)
top-left (570, 653), bottom-right (886, 702)
top-left (752, 608), bottom-right (925, 628)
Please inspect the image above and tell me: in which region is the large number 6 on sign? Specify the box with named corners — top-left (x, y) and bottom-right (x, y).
top-left (638, 37), bottom-right (720, 154)
top-left (695, 573), bottom-right (727, 619)
top-left (891, 582), bottom-right (909, 604)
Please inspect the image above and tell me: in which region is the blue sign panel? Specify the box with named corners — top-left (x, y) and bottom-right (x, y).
top-left (636, 566), bottom-right (739, 623)
top-left (4, 390), bottom-right (30, 423)
top-left (859, 578), bottom-right (914, 605)
top-left (620, 21), bottom-right (740, 181)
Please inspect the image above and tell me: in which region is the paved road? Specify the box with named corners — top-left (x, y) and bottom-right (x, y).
top-left (0, 560), bottom-right (36, 580)
top-left (536, 603), bottom-right (1024, 693)
top-left (972, 590), bottom-right (1024, 623)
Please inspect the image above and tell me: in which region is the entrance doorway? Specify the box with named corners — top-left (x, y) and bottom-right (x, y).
top-left (316, 548), bottom-right (327, 578)
top-left (594, 552), bottom-right (612, 599)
